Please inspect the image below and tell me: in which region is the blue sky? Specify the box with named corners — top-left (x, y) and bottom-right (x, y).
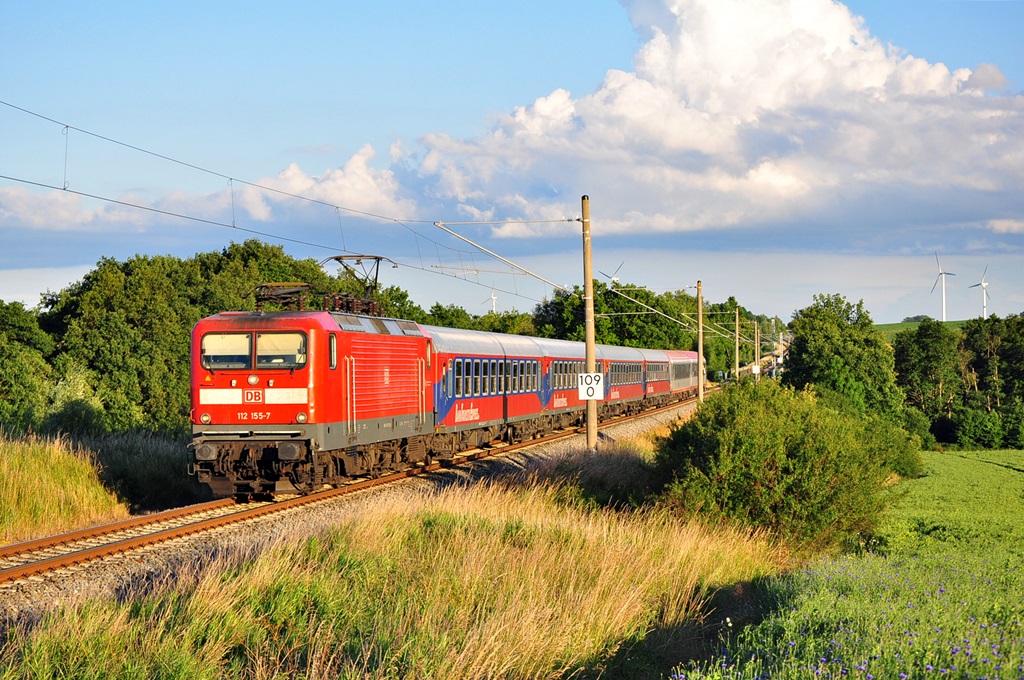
top-left (2, 0), bottom-right (1022, 324)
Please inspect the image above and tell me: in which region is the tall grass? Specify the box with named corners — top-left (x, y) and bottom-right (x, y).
top-left (76, 430), bottom-right (210, 511)
top-left (0, 432), bottom-right (129, 545)
top-left (1, 428), bottom-right (209, 545)
top-left (0, 475), bottom-right (786, 678)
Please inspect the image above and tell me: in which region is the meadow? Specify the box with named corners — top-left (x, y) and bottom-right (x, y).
top-left (670, 449), bottom-right (1024, 679)
top-left (4, 431), bottom-right (1021, 678)
top-left (873, 320), bottom-right (967, 345)
top-left (0, 434), bottom-right (785, 679)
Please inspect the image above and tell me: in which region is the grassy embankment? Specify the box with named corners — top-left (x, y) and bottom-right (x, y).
top-left (0, 430), bottom-right (785, 678)
top-left (0, 433), bottom-right (129, 544)
top-left (671, 448), bottom-right (1024, 678)
top-left (1, 430), bottom-right (209, 545)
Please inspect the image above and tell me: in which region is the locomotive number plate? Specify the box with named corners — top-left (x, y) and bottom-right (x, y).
top-left (236, 411), bottom-right (272, 421)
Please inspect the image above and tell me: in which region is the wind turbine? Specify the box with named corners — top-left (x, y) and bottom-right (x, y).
top-left (931, 253), bottom-right (956, 322)
top-left (482, 287), bottom-right (498, 313)
top-left (969, 266), bottom-right (991, 318)
top-left (599, 262), bottom-right (624, 288)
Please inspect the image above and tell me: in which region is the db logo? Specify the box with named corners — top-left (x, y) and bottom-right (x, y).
top-left (244, 389), bottom-right (264, 403)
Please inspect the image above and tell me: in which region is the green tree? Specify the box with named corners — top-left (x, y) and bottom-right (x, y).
top-left (0, 331), bottom-right (51, 431)
top-left (893, 317), bottom-right (963, 420)
top-left (426, 303), bottom-right (476, 330)
top-left (0, 300), bottom-right (54, 356)
top-left (655, 380), bottom-right (891, 550)
top-left (783, 293), bottom-right (903, 417)
top-left (961, 316), bottom-right (1007, 412)
top-left (477, 310), bottom-right (536, 335)
top-left (1002, 314), bottom-right (1024, 404)
top-left (376, 285), bottom-right (428, 323)
top-left (38, 240), bottom-right (353, 434)
top-left (0, 301), bottom-right (55, 431)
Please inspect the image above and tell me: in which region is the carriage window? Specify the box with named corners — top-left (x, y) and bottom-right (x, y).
top-left (201, 332), bottom-right (252, 370)
top-left (455, 360), bottom-right (463, 397)
top-left (256, 333), bottom-right (307, 369)
top-left (499, 360), bottom-right (506, 394)
top-left (512, 362), bottom-right (520, 393)
top-left (474, 359), bottom-right (482, 396)
top-left (465, 360), bottom-right (474, 397)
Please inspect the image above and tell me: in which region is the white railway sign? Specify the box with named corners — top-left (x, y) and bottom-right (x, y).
top-left (577, 373), bottom-right (604, 400)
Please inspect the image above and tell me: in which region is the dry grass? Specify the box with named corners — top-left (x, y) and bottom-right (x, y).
top-left (0, 432), bottom-right (129, 545)
top-left (2, 473), bottom-right (786, 678)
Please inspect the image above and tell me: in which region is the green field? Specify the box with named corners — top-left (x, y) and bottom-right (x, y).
top-left (874, 319), bottom-right (968, 344)
top-left (672, 449), bottom-right (1024, 679)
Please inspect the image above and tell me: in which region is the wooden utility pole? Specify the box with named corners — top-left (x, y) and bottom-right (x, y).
top-left (734, 307), bottom-right (740, 379)
top-left (754, 321), bottom-right (761, 383)
top-left (581, 195), bottom-right (598, 453)
top-left (697, 280), bottom-right (704, 402)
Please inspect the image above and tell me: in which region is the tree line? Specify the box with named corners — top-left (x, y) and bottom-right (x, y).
top-left (0, 240), bottom-right (777, 437)
top-left (779, 293), bottom-right (1024, 450)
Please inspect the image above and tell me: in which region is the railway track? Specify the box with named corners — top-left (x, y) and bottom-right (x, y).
top-left (1, 396), bottom-right (700, 588)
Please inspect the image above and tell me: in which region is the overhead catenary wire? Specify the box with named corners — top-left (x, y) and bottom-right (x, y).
top-left (0, 99), bottom-right (577, 308)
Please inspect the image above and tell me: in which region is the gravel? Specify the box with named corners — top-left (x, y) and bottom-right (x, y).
top-left (1, 402), bottom-right (696, 635)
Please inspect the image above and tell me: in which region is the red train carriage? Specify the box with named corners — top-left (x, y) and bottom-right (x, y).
top-left (189, 311), bottom-right (704, 498)
top-left (190, 311), bottom-right (435, 496)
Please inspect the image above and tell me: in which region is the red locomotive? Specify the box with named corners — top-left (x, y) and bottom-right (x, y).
top-left (189, 310), bottom-right (702, 497)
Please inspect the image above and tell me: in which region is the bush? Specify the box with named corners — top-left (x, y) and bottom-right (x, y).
top-left (653, 380), bottom-right (891, 551)
top-left (813, 387), bottom-right (925, 478)
top-left (900, 405), bottom-right (937, 452)
top-left (1001, 398), bottom-right (1024, 450)
top-left (953, 405), bottom-right (1004, 449)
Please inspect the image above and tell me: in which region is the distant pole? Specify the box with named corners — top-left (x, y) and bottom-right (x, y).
top-left (734, 307), bottom-right (740, 379)
top-left (771, 318), bottom-right (776, 371)
top-left (754, 321), bottom-right (760, 383)
top-left (581, 195), bottom-right (598, 453)
top-left (697, 280), bottom-right (705, 402)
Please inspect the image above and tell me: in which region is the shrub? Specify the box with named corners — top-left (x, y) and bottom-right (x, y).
top-left (813, 387), bottom-right (925, 478)
top-left (1001, 397), bottom-right (1024, 450)
top-left (653, 380), bottom-right (891, 551)
top-left (900, 405), bottom-right (937, 451)
top-left (952, 405), bottom-right (1004, 449)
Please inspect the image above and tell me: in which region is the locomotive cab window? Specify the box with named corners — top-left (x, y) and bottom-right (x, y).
top-left (201, 333), bottom-right (252, 370)
top-left (256, 333), bottom-right (307, 369)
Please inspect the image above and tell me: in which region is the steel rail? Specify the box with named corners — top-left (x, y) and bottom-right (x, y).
top-left (1, 394), bottom-right (702, 586)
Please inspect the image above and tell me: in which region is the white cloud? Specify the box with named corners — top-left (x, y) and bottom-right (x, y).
top-left (988, 219), bottom-right (1024, 234)
top-left (404, 0), bottom-right (1023, 246)
top-left (964, 63), bottom-right (1007, 92)
top-left (240, 145), bottom-right (419, 222)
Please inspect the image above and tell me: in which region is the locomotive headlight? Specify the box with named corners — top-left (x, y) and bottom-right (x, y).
top-left (247, 374), bottom-right (259, 386)
top-left (296, 412), bottom-right (308, 423)
top-left (200, 413), bottom-right (212, 425)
